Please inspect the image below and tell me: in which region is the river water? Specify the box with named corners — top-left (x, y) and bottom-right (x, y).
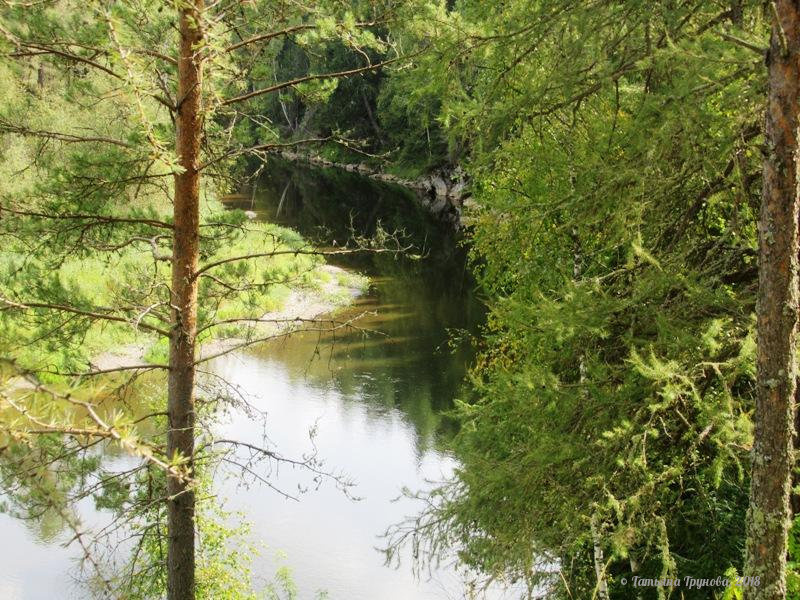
top-left (213, 162), bottom-right (486, 598)
top-left (0, 162), bottom-right (490, 599)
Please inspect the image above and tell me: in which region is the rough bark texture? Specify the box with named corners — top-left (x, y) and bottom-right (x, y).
top-left (167, 2), bottom-right (204, 599)
top-left (744, 3), bottom-right (800, 599)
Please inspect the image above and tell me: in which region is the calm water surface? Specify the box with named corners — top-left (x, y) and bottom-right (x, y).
top-left (0, 162), bottom-right (493, 599)
top-left (215, 162), bottom-right (487, 598)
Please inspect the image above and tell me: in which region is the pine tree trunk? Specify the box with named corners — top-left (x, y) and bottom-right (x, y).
top-left (590, 514), bottom-right (610, 600)
top-left (744, 3), bottom-right (800, 599)
top-left (167, 2), bottom-right (204, 599)
top-left (361, 88), bottom-right (384, 146)
top-left (573, 228), bottom-right (610, 600)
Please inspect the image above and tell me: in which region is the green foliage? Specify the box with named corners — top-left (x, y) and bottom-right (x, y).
top-left (0, 218), bottom-right (329, 375)
top-left (787, 517), bottom-right (800, 599)
top-left (102, 445), bottom-right (262, 600)
top-left (722, 567), bottom-right (745, 600)
top-left (0, 3), bottom-right (376, 597)
top-left (383, 0), bottom-right (768, 596)
top-left (236, 0), bottom-right (454, 173)
top-left (0, 0), bottom-right (777, 597)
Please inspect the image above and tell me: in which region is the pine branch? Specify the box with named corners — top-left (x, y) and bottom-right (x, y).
top-left (0, 297), bottom-right (171, 337)
top-left (223, 24), bottom-right (315, 53)
top-left (221, 52), bottom-right (418, 106)
top-left (193, 246), bottom-right (407, 280)
top-left (0, 206), bottom-right (173, 230)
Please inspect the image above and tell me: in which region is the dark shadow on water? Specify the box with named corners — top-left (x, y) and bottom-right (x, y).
top-left (224, 158), bottom-right (486, 447)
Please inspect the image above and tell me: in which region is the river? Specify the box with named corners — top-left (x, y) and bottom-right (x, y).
top-left (0, 161), bottom-right (491, 599)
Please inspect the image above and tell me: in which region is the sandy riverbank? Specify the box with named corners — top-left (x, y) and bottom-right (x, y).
top-left (91, 264), bottom-right (365, 371)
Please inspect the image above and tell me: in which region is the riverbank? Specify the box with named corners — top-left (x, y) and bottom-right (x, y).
top-left (0, 159), bottom-right (486, 600)
top-left (92, 264), bottom-right (367, 371)
top-left (0, 214), bottom-right (368, 377)
top-left (273, 150), bottom-right (470, 228)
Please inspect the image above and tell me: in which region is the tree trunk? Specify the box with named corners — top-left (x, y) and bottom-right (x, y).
top-left (729, 0), bottom-right (743, 26)
top-left (590, 514), bottom-right (610, 600)
top-left (361, 87), bottom-right (384, 146)
top-left (167, 2), bottom-right (204, 599)
top-left (573, 227), bottom-right (609, 600)
top-left (744, 3), bottom-right (800, 599)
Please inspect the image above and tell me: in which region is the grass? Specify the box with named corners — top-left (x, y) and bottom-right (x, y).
top-left (0, 217), bottom-right (366, 378)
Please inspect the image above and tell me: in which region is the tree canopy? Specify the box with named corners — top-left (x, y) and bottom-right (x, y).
top-left (2, 0), bottom-right (799, 599)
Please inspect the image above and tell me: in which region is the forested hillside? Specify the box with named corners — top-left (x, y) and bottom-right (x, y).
top-left (386, 1), bottom-right (768, 597)
top-left (1, 1), bottom-right (798, 599)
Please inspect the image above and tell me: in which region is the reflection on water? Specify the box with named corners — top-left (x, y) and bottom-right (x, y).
top-left (211, 348), bottom-right (462, 599)
top-left (0, 514), bottom-right (74, 600)
top-left (212, 161), bottom-right (486, 598)
top-left (0, 161), bottom-right (487, 598)
top-left (0, 450), bottom-right (143, 600)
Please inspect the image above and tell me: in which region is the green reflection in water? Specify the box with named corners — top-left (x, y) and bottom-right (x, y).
top-left (227, 159), bottom-right (485, 451)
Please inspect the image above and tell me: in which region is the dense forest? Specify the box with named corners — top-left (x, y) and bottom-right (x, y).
top-left (0, 1), bottom-right (798, 599)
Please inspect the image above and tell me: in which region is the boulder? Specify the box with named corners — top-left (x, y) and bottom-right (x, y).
top-left (449, 181), bottom-right (467, 199)
top-left (430, 175), bottom-right (448, 197)
top-left (430, 195), bottom-right (448, 213)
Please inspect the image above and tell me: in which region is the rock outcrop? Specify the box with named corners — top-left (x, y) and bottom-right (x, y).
top-left (277, 150), bottom-right (471, 228)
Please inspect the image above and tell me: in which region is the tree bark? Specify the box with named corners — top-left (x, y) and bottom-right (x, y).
top-left (167, 2), bottom-right (204, 599)
top-left (590, 514), bottom-right (610, 600)
top-left (744, 3), bottom-right (800, 599)
top-left (572, 227), bottom-right (610, 600)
